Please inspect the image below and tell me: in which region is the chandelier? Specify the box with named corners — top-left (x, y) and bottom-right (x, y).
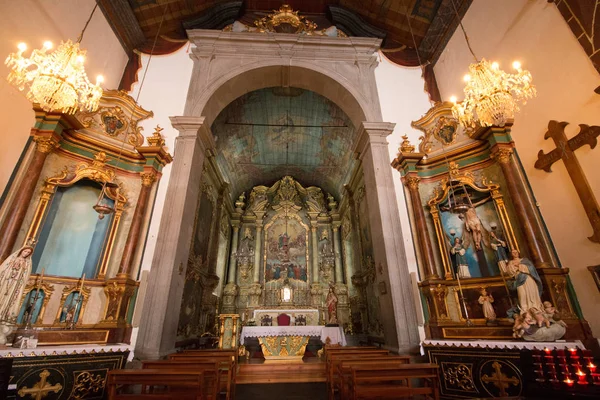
top-left (450, 59), bottom-right (536, 128)
top-left (4, 5), bottom-right (103, 114)
top-left (448, 0), bottom-right (536, 129)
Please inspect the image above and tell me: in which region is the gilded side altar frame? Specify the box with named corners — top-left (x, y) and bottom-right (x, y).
top-left (24, 153), bottom-right (127, 279)
top-left (427, 170), bottom-right (518, 279)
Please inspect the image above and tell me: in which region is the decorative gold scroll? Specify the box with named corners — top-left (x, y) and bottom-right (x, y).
top-left (25, 152), bottom-right (127, 278)
top-left (427, 166), bottom-right (518, 279)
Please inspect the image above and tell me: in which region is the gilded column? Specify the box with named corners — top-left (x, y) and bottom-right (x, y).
top-left (228, 222), bottom-right (240, 284)
top-left (333, 224), bottom-right (344, 283)
top-left (492, 147), bottom-right (554, 268)
top-left (117, 171), bottom-right (156, 277)
top-left (0, 136), bottom-right (58, 262)
top-left (311, 222), bottom-right (319, 283)
top-left (252, 224), bottom-right (262, 283)
top-left (403, 174), bottom-right (439, 279)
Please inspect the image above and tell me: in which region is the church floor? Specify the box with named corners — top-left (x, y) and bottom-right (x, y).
top-left (235, 383), bottom-right (327, 400)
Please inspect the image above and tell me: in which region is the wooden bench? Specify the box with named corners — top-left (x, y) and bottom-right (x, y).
top-left (142, 360), bottom-right (223, 400)
top-left (166, 354), bottom-right (236, 400)
top-left (107, 369), bottom-right (203, 400)
top-left (325, 350), bottom-right (390, 399)
top-left (349, 363), bottom-right (439, 400)
top-left (334, 356), bottom-right (411, 400)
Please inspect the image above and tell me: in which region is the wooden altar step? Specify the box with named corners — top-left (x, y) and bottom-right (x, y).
top-left (237, 359), bottom-right (326, 384)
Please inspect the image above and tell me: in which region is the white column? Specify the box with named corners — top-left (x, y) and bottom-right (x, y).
top-left (227, 223), bottom-right (240, 284)
top-left (252, 225), bottom-right (262, 283)
top-left (354, 122), bottom-right (420, 354)
top-left (333, 224), bottom-right (343, 283)
top-left (135, 116), bottom-right (215, 360)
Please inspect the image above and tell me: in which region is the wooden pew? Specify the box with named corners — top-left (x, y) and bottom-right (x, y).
top-left (142, 360), bottom-right (222, 400)
top-left (349, 363), bottom-right (439, 400)
top-left (166, 354), bottom-right (236, 400)
top-left (335, 356), bottom-right (411, 400)
top-left (107, 369), bottom-right (203, 400)
top-left (325, 349), bottom-right (390, 399)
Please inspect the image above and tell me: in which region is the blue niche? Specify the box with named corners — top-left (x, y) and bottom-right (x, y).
top-left (33, 180), bottom-right (114, 278)
top-left (59, 291), bottom-right (83, 324)
top-left (17, 289), bottom-right (45, 325)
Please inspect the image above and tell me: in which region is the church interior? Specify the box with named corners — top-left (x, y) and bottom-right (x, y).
top-left (1, 0), bottom-right (600, 399)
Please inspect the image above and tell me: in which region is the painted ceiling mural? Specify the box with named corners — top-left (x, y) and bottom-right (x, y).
top-left (211, 87), bottom-right (356, 199)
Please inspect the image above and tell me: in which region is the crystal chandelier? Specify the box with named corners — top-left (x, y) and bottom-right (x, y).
top-left (4, 5), bottom-right (103, 114)
top-left (450, 59), bottom-right (536, 128)
top-left (448, 0), bottom-right (536, 129)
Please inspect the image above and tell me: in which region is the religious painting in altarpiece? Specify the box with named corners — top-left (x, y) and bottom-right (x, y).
top-left (177, 182), bottom-right (218, 341)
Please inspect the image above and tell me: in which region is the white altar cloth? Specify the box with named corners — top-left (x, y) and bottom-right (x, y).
top-left (420, 339), bottom-right (585, 355)
top-left (240, 326), bottom-right (346, 346)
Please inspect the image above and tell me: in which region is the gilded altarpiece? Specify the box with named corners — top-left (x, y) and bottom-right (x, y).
top-left (229, 176), bottom-right (349, 325)
top-left (0, 90), bottom-right (172, 345)
top-left (393, 102), bottom-right (591, 342)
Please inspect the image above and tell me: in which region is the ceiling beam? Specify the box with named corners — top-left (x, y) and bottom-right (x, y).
top-left (97, 0), bottom-right (146, 54)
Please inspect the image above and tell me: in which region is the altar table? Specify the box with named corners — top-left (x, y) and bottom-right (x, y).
top-left (240, 326), bottom-right (346, 360)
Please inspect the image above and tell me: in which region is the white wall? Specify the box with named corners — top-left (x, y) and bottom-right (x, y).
top-left (435, 0), bottom-right (600, 336)
top-left (374, 54), bottom-right (433, 339)
top-left (0, 0), bottom-right (127, 194)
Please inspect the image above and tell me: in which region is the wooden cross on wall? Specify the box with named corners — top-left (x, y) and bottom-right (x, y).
top-left (535, 120), bottom-right (600, 244)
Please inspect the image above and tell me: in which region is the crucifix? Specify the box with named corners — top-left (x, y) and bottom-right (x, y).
top-left (535, 120), bottom-right (600, 243)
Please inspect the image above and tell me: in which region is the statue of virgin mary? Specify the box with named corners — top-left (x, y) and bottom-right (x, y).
top-left (0, 246), bottom-right (34, 323)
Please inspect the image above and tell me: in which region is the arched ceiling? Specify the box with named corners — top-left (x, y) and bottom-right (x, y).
top-left (99, 0), bottom-right (471, 68)
top-left (212, 87), bottom-right (356, 199)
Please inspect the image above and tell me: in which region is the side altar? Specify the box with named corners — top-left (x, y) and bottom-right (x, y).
top-left (392, 102), bottom-right (594, 345)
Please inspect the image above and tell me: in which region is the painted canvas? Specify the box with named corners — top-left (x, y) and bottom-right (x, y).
top-left (265, 217), bottom-right (308, 283)
top-left (441, 199), bottom-right (503, 278)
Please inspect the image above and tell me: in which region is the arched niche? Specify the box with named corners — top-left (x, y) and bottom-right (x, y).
top-left (25, 152), bottom-right (126, 279)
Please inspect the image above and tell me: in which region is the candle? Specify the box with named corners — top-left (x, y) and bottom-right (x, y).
top-left (80, 273), bottom-right (86, 291)
top-left (576, 369), bottom-right (588, 385)
top-left (36, 268), bottom-right (45, 289)
top-left (564, 377), bottom-right (574, 387)
top-left (588, 363), bottom-right (597, 373)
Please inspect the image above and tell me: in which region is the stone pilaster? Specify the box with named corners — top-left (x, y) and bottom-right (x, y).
top-left (135, 116), bottom-right (215, 360)
top-left (353, 122), bottom-right (420, 353)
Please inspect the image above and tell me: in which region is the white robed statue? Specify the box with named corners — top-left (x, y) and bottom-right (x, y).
top-left (0, 246), bottom-right (34, 323)
top-left (506, 249), bottom-right (544, 314)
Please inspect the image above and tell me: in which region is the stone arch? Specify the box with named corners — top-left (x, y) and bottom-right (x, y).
top-left (186, 60), bottom-right (382, 128)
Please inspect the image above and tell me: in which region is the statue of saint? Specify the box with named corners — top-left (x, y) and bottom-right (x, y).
top-left (506, 249), bottom-right (544, 314)
top-left (490, 231), bottom-right (510, 274)
top-left (478, 288), bottom-right (496, 323)
top-left (325, 286), bottom-right (338, 325)
top-left (0, 246), bottom-right (33, 323)
top-left (450, 238), bottom-right (471, 278)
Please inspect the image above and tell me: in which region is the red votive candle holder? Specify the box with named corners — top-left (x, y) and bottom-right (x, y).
top-left (564, 377), bottom-right (574, 387)
top-left (576, 369), bottom-right (588, 385)
top-left (588, 363), bottom-right (597, 374)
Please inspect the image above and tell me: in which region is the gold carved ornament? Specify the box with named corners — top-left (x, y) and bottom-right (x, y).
top-left (18, 369), bottom-right (63, 400)
top-left (427, 165), bottom-right (519, 279)
top-left (25, 152), bottom-right (127, 278)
